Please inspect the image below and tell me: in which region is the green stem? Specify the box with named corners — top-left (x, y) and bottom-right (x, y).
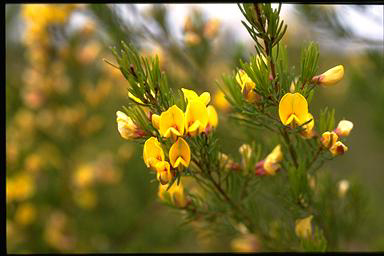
top-left (281, 128), bottom-right (299, 168)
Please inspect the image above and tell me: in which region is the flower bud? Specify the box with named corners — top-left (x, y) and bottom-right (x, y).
top-left (338, 179), bottom-right (350, 198)
top-left (239, 144), bottom-right (252, 170)
top-left (295, 215), bottom-right (313, 239)
top-left (313, 65), bottom-right (344, 86)
top-left (263, 145), bottom-right (283, 175)
top-left (320, 131), bottom-right (338, 149)
top-left (335, 120), bottom-right (353, 137)
top-left (116, 111), bottom-right (144, 139)
top-left (330, 141), bottom-right (348, 156)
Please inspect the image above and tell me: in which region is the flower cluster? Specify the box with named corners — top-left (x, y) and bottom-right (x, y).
top-left (321, 120), bottom-right (353, 156)
top-left (116, 88), bottom-right (218, 204)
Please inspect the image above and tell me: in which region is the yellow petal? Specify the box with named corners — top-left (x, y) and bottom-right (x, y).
top-left (295, 215), bottom-right (313, 239)
top-left (213, 90), bottom-right (230, 111)
top-left (181, 88), bottom-right (199, 102)
top-left (116, 111), bottom-right (139, 139)
top-left (301, 113), bottom-right (315, 138)
top-left (335, 120), bottom-right (353, 137)
top-left (263, 145), bottom-right (283, 175)
top-left (319, 65), bottom-right (344, 86)
top-left (151, 114), bottom-right (160, 130)
top-left (158, 181), bottom-right (187, 208)
top-left (159, 105), bottom-right (185, 138)
top-left (169, 137), bottom-right (191, 168)
top-left (182, 88), bottom-right (210, 106)
top-left (185, 100), bottom-right (208, 136)
top-left (155, 161), bottom-right (172, 185)
top-left (278, 93), bottom-right (308, 126)
top-left (199, 92), bottom-right (211, 106)
top-left (207, 105), bottom-right (218, 128)
top-left (320, 131), bottom-right (338, 149)
top-left (143, 137), bottom-right (164, 170)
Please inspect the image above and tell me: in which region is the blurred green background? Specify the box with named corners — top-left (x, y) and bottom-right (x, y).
top-left (6, 4), bottom-right (384, 252)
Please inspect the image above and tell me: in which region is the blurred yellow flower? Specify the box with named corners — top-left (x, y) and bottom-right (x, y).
top-left (279, 92), bottom-right (308, 126)
top-left (231, 234), bottom-right (260, 252)
top-left (73, 164), bottom-right (94, 188)
top-left (155, 161), bottom-right (173, 185)
top-left (313, 65), bottom-right (344, 86)
top-left (159, 105), bottom-right (185, 140)
top-left (158, 182), bottom-right (188, 208)
top-left (235, 69), bottom-right (260, 103)
top-left (15, 203), bottom-right (37, 226)
top-left (169, 137), bottom-right (191, 168)
top-left (7, 174), bottom-right (35, 202)
top-left (295, 215), bottom-right (313, 239)
top-left (330, 141), bottom-right (348, 156)
top-left (143, 137), bottom-right (165, 170)
top-left (24, 153), bottom-right (42, 173)
top-left (184, 32), bottom-right (201, 45)
top-left (335, 120), bottom-right (353, 137)
top-left (181, 88), bottom-right (211, 106)
top-left (263, 144), bottom-right (283, 175)
top-left (204, 18), bottom-right (220, 38)
top-left (77, 41), bottom-right (102, 65)
top-left (338, 179), bottom-right (350, 198)
top-left (185, 99), bottom-right (209, 136)
top-left (213, 90), bottom-right (230, 111)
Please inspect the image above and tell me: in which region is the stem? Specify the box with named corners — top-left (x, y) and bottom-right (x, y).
top-left (281, 128), bottom-right (299, 169)
top-left (254, 4), bottom-right (277, 86)
top-left (307, 145), bottom-right (323, 171)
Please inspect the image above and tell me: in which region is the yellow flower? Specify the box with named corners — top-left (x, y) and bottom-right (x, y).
top-left (235, 69), bottom-right (260, 103)
top-left (184, 32), bottom-right (201, 45)
top-left (15, 203), bottom-right (36, 226)
top-left (295, 215), bottom-right (313, 239)
top-left (155, 161), bottom-right (173, 185)
top-left (320, 131), bottom-right (338, 149)
top-left (230, 234), bottom-right (260, 252)
top-left (330, 141), bottom-right (348, 156)
top-left (181, 88), bottom-right (211, 106)
top-left (213, 90), bottom-right (230, 111)
top-left (263, 145), bottom-right (283, 175)
top-left (300, 113), bottom-right (315, 138)
top-left (207, 105), bottom-right (219, 129)
top-left (313, 65), bottom-right (344, 86)
top-left (159, 105), bottom-right (185, 140)
top-left (169, 137), bottom-right (191, 168)
top-left (73, 164), bottom-right (94, 188)
top-left (335, 120), bottom-right (353, 137)
top-left (185, 100), bottom-right (209, 136)
top-left (278, 92), bottom-right (309, 126)
top-left (116, 111), bottom-right (144, 139)
top-left (143, 137), bottom-right (165, 170)
top-left (151, 114), bottom-right (160, 130)
top-left (204, 18), bottom-right (220, 38)
top-left (158, 181), bottom-right (188, 208)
